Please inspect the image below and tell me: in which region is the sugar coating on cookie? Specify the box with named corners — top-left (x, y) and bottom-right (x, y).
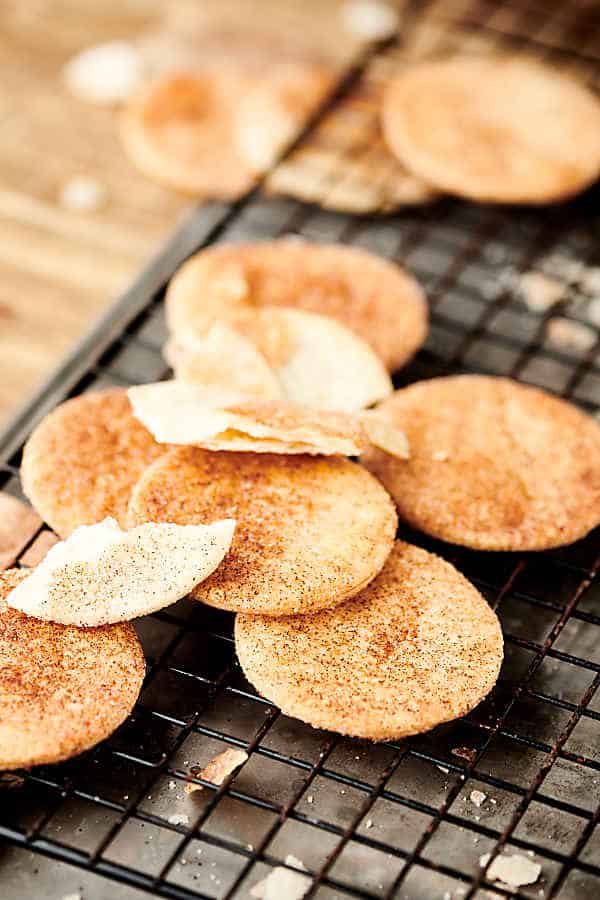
top-left (127, 447), bottom-right (397, 615)
top-left (0, 569), bottom-right (145, 770)
top-left (362, 375), bottom-right (600, 550)
top-left (235, 541), bottom-right (503, 740)
top-left (21, 389), bottom-right (166, 537)
top-left (120, 72), bottom-right (257, 198)
top-left (382, 56), bottom-right (600, 203)
top-left (165, 240), bottom-right (428, 372)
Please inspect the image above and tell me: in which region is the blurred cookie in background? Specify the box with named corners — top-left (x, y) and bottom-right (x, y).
top-left (382, 55), bottom-right (600, 204)
top-left (120, 0), bottom-right (375, 199)
top-left (266, 55), bottom-right (439, 213)
top-left (120, 70), bottom-right (258, 199)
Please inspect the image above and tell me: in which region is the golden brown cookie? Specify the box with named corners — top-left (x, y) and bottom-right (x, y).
top-left (382, 56), bottom-right (600, 204)
top-left (0, 568), bottom-right (145, 770)
top-left (165, 240), bottom-right (428, 371)
top-left (235, 541), bottom-right (503, 740)
top-left (120, 72), bottom-right (257, 199)
top-left (21, 389), bottom-right (166, 537)
top-left (362, 375), bottom-right (600, 550)
top-left (127, 447), bottom-right (397, 615)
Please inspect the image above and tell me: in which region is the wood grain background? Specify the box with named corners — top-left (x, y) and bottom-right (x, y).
top-left (0, 1), bottom-right (193, 429)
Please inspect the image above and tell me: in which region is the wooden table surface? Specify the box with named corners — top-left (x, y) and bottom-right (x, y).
top-left (0, 0), bottom-right (190, 431)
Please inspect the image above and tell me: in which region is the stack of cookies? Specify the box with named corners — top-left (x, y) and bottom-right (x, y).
top-left (2, 238), bottom-right (599, 772)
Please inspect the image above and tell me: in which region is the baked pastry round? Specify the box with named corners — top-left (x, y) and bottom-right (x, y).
top-left (362, 375), bottom-right (600, 550)
top-left (382, 56), bottom-right (600, 203)
top-left (165, 240), bottom-right (427, 371)
top-left (127, 447), bottom-right (397, 615)
top-left (21, 389), bottom-right (166, 537)
top-left (0, 568), bottom-right (145, 769)
top-left (236, 541), bottom-right (503, 740)
top-left (120, 72), bottom-right (256, 198)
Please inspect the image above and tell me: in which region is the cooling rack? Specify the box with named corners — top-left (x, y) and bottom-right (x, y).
top-left (1, 1), bottom-right (600, 898)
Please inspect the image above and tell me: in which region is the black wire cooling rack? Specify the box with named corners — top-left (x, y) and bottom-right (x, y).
top-left (1, 1), bottom-right (600, 898)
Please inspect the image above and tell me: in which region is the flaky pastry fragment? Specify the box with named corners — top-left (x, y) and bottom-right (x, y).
top-left (6, 517), bottom-right (235, 626)
top-left (359, 410), bottom-right (410, 459)
top-left (164, 322), bottom-right (283, 400)
top-left (128, 382), bottom-right (364, 456)
top-left (168, 306), bottom-right (393, 413)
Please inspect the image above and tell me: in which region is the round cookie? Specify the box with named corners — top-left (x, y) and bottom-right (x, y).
top-left (362, 375), bottom-right (600, 551)
top-left (127, 447), bottom-right (397, 615)
top-left (0, 568), bottom-right (145, 769)
top-left (21, 389), bottom-right (166, 537)
top-left (120, 72), bottom-right (257, 199)
top-left (165, 240), bottom-right (428, 372)
top-left (382, 56), bottom-right (600, 204)
top-left (235, 541), bottom-right (503, 740)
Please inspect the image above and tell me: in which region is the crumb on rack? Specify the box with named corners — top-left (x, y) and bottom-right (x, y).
top-left (518, 271), bottom-right (565, 312)
top-left (0, 773), bottom-right (25, 789)
top-left (250, 855), bottom-right (310, 900)
top-left (451, 746), bottom-right (477, 765)
top-left (168, 813), bottom-right (190, 827)
top-left (479, 851), bottom-right (542, 887)
top-left (546, 317), bottom-right (596, 353)
top-left (469, 789), bottom-right (487, 808)
top-left (185, 748), bottom-right (248, 794)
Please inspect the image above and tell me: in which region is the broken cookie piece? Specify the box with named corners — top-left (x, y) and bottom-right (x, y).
top-left (168, 306), bottom-right (393, 413)
top-left (128, 382), bottom-right (365, 456)
top-left (185, 748), bottom-right (248, 794)
top-left (6, 516), bottom-right (235, 626)
top-left (164, 322), bottom-right (283, 401)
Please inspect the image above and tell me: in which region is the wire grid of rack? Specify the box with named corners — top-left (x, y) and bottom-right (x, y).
top-left (1, 1), bottom-right (600, 898)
